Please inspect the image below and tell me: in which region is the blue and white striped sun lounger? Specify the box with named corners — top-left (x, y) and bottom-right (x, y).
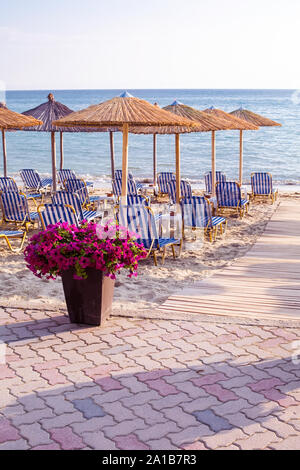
top-left (118, 204), bottom-right (181, 265)
top-left (20, 169), bottom-right (52, 193)
top-left (0, 230), bottom-right (27, 252)
top-left (205, 171), bottom-right (227, 194)
top-left (0, 177), bottom-right (41, 204)
top-left (167, 180), bottom-right (192, 204)
top-left (114, 171), bottom-right (144, 192)
top-left (112, 179), bottom-right (142, 198)
top-left (63, 179), bottom-right (101, 208)
top-left (57, 169), bottom-right (94, 189)
top-left (0, 192), bottom-right (39, 226)
top-left (38, 204), bottom-right (79, 229)
top-left (157, 172), bottom-right (176, 195)
top-left (114, 170), bottom-right (134, 180)
top-left (181, 196), bottom-right (227, 242)
top-left (52, 191), bottom-right (97, 222)
top-left (251, 172), bottom-right (278, 203)
top-left (216, 181), bottom-right (249, 218)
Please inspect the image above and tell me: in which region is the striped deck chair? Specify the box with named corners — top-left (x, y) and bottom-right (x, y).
top-left (0, 177), bottom-right (41, 205)
top-left (251, 172), bottom-right (278, 203)
top-left (157, 172), bottom-right (176, 196)
top-left (167, 180), bottom-right (192, 204)
top-left (114, 170), bottom-right (144, 192)
top-left (57, 169), bottom-right (94, 189)
top-left (114, 170), bottom-right (134, 180)
top-left (52, 191), bottom-right (97, 222)
top-left (38, 204), bottom-right (79, 229)
top-left (0, 192), bottom-right (39, 226)
top-left (0, 230), bottom-right (27, 253)
top-left (205, 171), bottom-right (226, 194)
top-left (118, 204), bottom-right (181, 266)
top-left (216, 181), bottom-right (249, 218)
top-left (181, 196), bottom-right (227, 242)
top-left (112, 179), bottom-right (141, 198)
top-left (63, 179), bottom-right (101, 208)
top-left (20, 169), bottom-right (52, 193)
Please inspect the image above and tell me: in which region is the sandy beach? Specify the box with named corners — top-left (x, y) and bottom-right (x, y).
top-left (0, 191), bottom-right (298, 315)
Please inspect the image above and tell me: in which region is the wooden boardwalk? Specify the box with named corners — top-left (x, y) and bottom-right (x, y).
top-left (159, 200), bottom-right (300, 321)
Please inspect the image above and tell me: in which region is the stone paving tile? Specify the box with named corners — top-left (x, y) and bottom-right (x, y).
top-left (1, 307), bottom-right (300, 450)
top-left (19, 422), bottom-right (51, 447)
top-left (81, 431), bottom-right (117, 450)
top-left (235, 431), bottom-right (281, 450)
top-left (114, 434), bottom-right (150, 450)
top-left (49, 426), bottom-right (85, 450)
top-left (72, 398), bottom-right (106, 419)
top-left (193, 410), bottom-right (234, 433)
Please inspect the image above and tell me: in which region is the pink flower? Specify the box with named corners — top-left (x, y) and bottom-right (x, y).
top-left (24, 221), bottom-right (147, 281)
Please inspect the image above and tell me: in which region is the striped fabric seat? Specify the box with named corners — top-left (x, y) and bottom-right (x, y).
top-left (112, 179), bottom-right (141, 197)
top-left (157, 172), bottom-right (176, 195)
top-left (167, 180), bottom-right (192, 204)
top-left (205, 171), bottom-right (226, 194)
top-left (126, 195), bottom-right (150, 206)
top-left (57, 169), bottom-right (93, 188)
top-left (181, 196), bottom-right (227, 242)
top-left (0, 230), bottom-right (27, 252)
top-left (0, 177), bottom-right (41, 201)
top-left (251, 172), bottom-right (278, 203)
top-left (20, 169), bottom-right (52, 193)
top-left (38, 204), bottom-right (79, 229)
top-left (0, 192), bottom-right (39, 225)
top-left (52, 191), bottom-right (97, 222)
top-left (114, 170), bottom-right (134, 180)
top-left (118, 204), bottom-right (181, 265)
top-left (216, 181), bottom-right (249, 218)
top-left (64, 179), bottom-right (101, 208)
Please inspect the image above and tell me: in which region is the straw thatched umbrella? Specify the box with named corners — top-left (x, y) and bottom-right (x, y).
top-left (230, 107), bottom-right (281, 185)
top-left (203, 107), bottom-right (258, 188)
top-left (130, 100), bottom-right (231, 196)
top-left (22, 93), bottom-right (118, 192)
top-left (53, 93), bottom-right (198, 201)
top-left (158, 102), bottom-right (254, 196)
top-left (0, 104), bottom-right (42, 177)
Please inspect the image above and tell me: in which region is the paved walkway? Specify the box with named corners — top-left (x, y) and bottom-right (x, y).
top-left (0, 306), bottom-right (300, 450)
top-left (159, 200), bottom-right (300, 322)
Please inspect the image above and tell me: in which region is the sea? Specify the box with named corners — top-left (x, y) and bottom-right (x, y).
top-left (2, 89), bottom-right (300, 191)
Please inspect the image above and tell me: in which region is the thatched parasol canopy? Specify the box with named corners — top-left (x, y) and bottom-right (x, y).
top-left (22, 93), bottom-right (74, 132)
top-left (230, 107), bottom-right (281, 127)
top-left (22, 93), bottom-right (118, 133)
top-left (229, 107), bottom-right (281, 185)
top-left (0, 106), bottom-right (42, 178)
top-left (53, 93), bottom-right (198, 200)
top-left (0, 107), bottom-right (42, 130)
top-left (22, 93), bottom-right (119, 190)
top-left (202, 107), bottom-right (259, 189)
top-left (53, 96), bottom-right (199, 128)
top-left (203, 106), bottom-right (258, 130)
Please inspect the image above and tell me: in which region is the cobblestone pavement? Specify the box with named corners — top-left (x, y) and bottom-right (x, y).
top-left (0, 306), bottom-right (300, 450)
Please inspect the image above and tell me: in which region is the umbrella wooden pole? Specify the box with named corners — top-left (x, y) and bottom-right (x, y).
top-left (121, 123), bottom-right (129, 200)
top-left (59, 131), bottom-right (64, 170)
top-left (239, 130), bottom-right (243, 186)
top-left (51, 131), bottom-right (57, 193)
top-left (2, 129), bottom-right (7, 177)
top-left (211, 130), bottom-right (216, 197)
top-left (175, 134), bottom-right (181, 204)
top-left (153, 133), bottom-right (157, 186)
top-left (110, 131), bottom-right (115, 179)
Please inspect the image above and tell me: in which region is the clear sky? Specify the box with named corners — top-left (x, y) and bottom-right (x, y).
top-left (1, 0), bottom-right (299, 90)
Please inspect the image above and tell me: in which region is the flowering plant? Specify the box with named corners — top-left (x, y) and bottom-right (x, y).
top-left (24, 221), bottom-right (147, 280)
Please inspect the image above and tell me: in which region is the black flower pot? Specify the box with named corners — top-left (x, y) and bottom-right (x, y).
top-left (61, 268), bottom-right (115, 326)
